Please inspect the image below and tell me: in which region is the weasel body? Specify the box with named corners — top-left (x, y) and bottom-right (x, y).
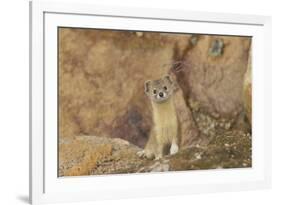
top-left (138, 75), bottom-right (179, 160)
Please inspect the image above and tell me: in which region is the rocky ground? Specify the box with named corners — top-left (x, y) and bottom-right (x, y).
top-left (59, 110), bottom-right (251, 177)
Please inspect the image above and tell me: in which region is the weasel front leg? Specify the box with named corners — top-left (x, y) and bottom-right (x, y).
top-left (154, 143), bottom-right (164, 160)
top-left (170, 143), bottom-right (179, 155)
top-left (137, 131), bottom-right (156, 160)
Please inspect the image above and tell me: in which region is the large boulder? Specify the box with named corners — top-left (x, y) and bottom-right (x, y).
top-left (172, 35), bottom-right (251, 119)
top-left (59, 136), bottom-right (143, 176)
top-left (59, 28), bottom-right (251, 148)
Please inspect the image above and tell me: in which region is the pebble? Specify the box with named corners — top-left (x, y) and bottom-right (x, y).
top-left (225, 123), bottom-right (231, 130)
top-left (150, 163), bottom-right (170, 172)
top-left (195, 153), bottom-right (202, 159)
top-left (190, 35), bottom-right (198, 46)
top-left (136, 32), bottom-right (143, 37)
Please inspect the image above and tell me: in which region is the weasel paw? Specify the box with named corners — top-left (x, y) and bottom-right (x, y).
top-left (137, 150), bottom-right (154, 159)
top-left (137, 150), bottom-right (146, 158)
top-left (170, 143), bottom-right (179, 155)
top-left (154, 156), bottom-right (162, 161)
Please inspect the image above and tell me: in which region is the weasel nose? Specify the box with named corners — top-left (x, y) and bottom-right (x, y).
top-left (159, 92), bottom-right (164, 97)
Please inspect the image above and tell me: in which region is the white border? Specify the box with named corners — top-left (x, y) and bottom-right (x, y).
top-left (30, 1), bottom-right (272, 204)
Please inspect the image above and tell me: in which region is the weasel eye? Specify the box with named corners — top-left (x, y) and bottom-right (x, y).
top-left (163, 86), bottom-right (168, 90)
top-left (153, 89), bottom-right (157, 94)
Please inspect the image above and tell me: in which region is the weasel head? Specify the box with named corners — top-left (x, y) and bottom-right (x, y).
top-left (144, 75), bottom-right (175, 104)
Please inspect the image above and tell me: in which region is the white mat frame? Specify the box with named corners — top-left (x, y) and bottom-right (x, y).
top-left (30, 1), bottom-right (272, 204)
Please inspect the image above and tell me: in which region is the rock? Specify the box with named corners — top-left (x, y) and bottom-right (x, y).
top-left (59, 28), bottom-right (251, 149)
top-left (138, 160), bottom-right (170, 172)
top-left (59, 136), bottom-right (113, 176)
top-left (136, 32), bottom-right (143, 37)
top-left (169, 129), bottom-right (252, 170)
top-left (59, 130), bottom-right (251, 176)
top-left (189, 35), bottom-right (199, 46)
top-left (171, 77), bottom-right (200, 147)
top-left (59, 28), bottom-right (196, 147)
top-left (208, 39), bottom-right (224, 57)
top-left (172, 35), bottom-right (251, 119)
top-left (59, 136), bottom-right (144, 176)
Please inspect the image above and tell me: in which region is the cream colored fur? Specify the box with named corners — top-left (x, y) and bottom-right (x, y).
top-left (137, 75), bottom-right (179, 160)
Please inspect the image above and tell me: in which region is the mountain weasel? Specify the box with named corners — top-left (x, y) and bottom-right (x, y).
top-left (137, 75), bottom-right (179, 160)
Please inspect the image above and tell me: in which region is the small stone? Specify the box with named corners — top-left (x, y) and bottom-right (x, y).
top-left (112, 138), bottom-right (130, 146)
top-left (209, 39), bottom-right (224, 57)
top-left (225, 123), bottom-right (231, 130)
top-left (195, 153), bottom-right (202, 159)
top-left (190, 35), bottom-right (198, 46)
top-left (136, 32), bottom-right (143, 37)
top-left (151, 163), bottom-right (170, 172)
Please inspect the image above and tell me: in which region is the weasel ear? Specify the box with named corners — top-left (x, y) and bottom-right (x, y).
top-left (164, 75), bottom-right (173, 85)
top-left (144, 80), bottom-right (151, 95)
top-left (164, 75), bottom-right (178, 91)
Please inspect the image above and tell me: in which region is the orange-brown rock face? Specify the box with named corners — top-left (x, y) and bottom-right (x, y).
top-left (172, 35), bottom-right (251, 119)
top-left (59, 28), bottom-right (251, 148)
top-left (172, 80), bottom-right (199, 147)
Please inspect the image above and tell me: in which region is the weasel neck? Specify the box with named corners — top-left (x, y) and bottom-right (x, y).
top-left (151, 97), bottom-right (177, 123)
